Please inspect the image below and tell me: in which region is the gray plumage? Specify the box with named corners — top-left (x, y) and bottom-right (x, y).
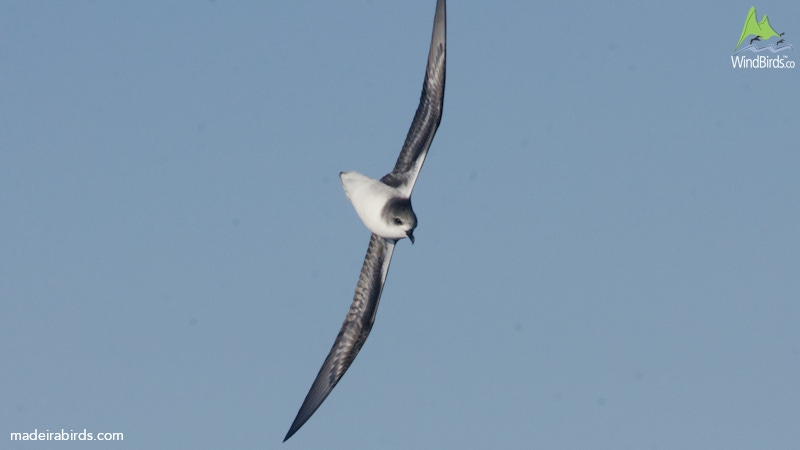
top-left (283, 0), bottom-right (446, 442)
top-left (283, 235), bottom-right (395, 442)
top-left (381, 0), bottom-right (447, 197)
top-left (284, 0), bottom-right (446, 442)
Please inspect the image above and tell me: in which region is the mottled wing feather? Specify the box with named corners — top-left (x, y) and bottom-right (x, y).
top-left (380, 0), bottom-right (446, 196)
top-left (284, 234), bottom-right (396, 441)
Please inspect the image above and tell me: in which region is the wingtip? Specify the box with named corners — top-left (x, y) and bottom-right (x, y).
top-left (284, 408), bottom-right (310, 442)
top-left (284, 403), bottom-right (315, 443)
top-left (283, 421), bottom-right (300, 442)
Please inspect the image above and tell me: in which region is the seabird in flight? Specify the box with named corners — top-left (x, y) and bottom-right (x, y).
top-left (283, 0), bottom-right (446, 442)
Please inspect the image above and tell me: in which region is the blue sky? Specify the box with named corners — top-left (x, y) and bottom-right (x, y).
top-left (2, 1), bottom-right (799, 448)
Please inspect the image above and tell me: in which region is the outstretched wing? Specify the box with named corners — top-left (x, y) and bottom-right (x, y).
top-left (284, 234), bottom-right (397, 441)
top-left (380, 0), bottom-right (446, 197)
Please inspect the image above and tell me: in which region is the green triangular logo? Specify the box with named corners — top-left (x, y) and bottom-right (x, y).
top-left (735, 7), bottom-right (780, 50)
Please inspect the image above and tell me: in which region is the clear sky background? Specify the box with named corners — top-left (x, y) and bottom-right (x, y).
top-left (2, 1), bottom-right (799, 448)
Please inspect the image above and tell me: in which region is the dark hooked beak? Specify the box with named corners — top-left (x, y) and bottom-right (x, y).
top-left (406, 230), bottom-right (415, 245)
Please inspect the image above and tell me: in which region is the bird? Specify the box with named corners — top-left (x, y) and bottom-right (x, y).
top-left (750, 35), bottom-right (761, 45)
top-left (780, 32), bottom-right (785, 36)
top-left (777, 39), bottom-right (785, 46)
top-left (283, 0), bottom-right (446, 442)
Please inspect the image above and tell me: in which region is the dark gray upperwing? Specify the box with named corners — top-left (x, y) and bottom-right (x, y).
top-left (284, 234), bottom-right (397, 442)
top-left (380, 0), bottom-right (446, 197)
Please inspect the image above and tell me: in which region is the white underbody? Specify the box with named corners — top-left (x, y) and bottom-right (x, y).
top-left (340, 171), bottom-right (408, 240)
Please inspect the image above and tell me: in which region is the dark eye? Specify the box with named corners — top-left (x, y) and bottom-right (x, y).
top-left (393, 218), bottom-right (402, 225)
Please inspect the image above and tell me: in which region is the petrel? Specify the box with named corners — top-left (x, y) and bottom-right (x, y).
top-left (283, 0), bottom-right (446, 442)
